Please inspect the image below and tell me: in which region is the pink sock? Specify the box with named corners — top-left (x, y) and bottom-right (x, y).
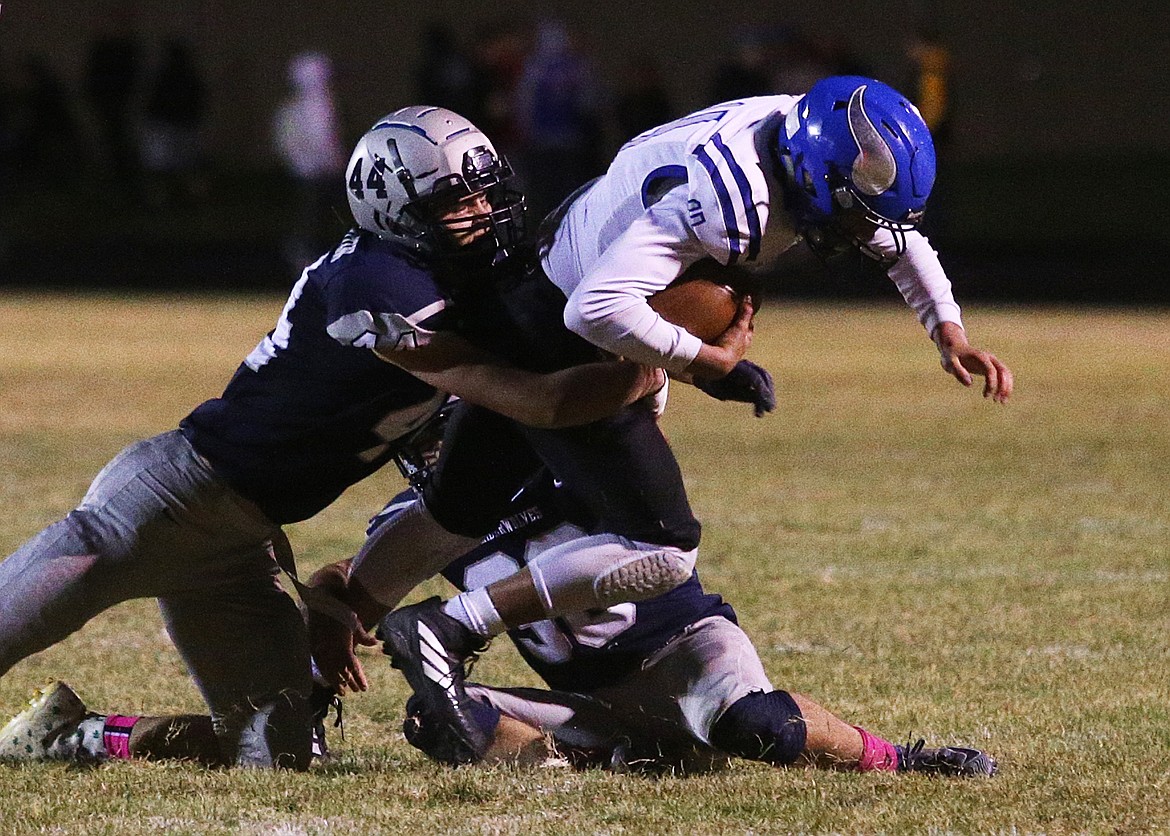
top-left (102, 715), bottom-right (141, 760)
top-left (853, 726), bottom-right (899, 772)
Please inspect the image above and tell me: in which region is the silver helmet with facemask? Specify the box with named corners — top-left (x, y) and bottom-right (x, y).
top-left (346, 106), bottom-right (525, 262)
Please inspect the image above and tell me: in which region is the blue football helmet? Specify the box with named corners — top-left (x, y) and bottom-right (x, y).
top-left (778, 76), bottom-right (935, 245)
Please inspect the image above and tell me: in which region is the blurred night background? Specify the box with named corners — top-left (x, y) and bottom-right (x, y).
top-left (1, 0), bottom-right (1167, 302)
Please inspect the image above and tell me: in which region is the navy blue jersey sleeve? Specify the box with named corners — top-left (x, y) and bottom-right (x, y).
top-left (322, 233), bottom-right (453, 353)
top-left (180, 232), bottom-right (451, 524)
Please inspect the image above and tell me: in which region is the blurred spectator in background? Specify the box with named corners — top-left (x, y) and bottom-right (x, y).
top-left (905, 28), bottom-right (953, 242)
top-left (772, 31), bottom-right (836, 95)
top-left (468, 23), bottom-right (527, 177)
top-left (84, 5), bottom-right (143, 200)
top-left (512, 19), bottom-right (605, 220)
top-left (816, 32), bottom-right (871, 78)
top-left (16, 56), bottom-right (82, 181)
top-left (906, 28), bottom-right (952, 146)
top-left (710, 27), bottom-right (773, 102)
top-left (0, 56), bottom-right (14, 267)
top-left (273, 50), bottom-right (347, 273)
top-left (415, 24), bottom-right (480, 123)
top-left (139, 37), bottom-right (207, 211)
top-left (614, 58), bottom-right (674, 142)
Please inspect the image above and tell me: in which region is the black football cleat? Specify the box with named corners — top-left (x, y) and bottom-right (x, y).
top-left (377, 596), bottom-right (490, 765)
top-left (402, 693), bottom-right (482, 766)
top-left (897, 739), bottom-right (998, 777)
top-left (309, 682), bottom-right (343, 762)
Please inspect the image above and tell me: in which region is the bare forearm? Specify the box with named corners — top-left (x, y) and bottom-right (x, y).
top-left (686, 343), bottom-right (741, 380)
top-left (931, 320), bottom-right (967, 351)
top-left (683, 297), bottom-right (757, 381)
top-left (530, 362), bottom-right (665, 427)
top-left (381, 333), bottom-right (664, 428)
top-left (307, 559), bottom-right (388, 628)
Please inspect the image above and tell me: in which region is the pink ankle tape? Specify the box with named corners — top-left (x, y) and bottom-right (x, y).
top-left (854, 726), bottom-right (898, 772)
top-left (102, 715), bottom-right (140, 760)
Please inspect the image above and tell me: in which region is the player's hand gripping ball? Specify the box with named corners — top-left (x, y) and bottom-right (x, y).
top-left (647, 262), bottom-right (758, 342)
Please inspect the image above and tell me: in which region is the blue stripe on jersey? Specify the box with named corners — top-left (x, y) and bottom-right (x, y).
top-left (640, 164), bottom-right (688, 209)
top-left (711, 132), bottom-right (762, 261)
top-left (693, 142), bottom-right (743, 265)
top-left (620, 107), bottom-right (730, 151)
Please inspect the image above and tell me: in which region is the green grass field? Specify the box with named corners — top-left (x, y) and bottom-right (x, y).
top-left (0, 293), bottom-right (1165, 834)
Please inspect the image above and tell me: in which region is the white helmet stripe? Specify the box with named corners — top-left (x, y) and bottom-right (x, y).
top-left (847, 86), bottom-right (897, 197)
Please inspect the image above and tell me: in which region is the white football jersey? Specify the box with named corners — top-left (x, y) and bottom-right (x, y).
top-left (542, 96), bottom-right (962, 375)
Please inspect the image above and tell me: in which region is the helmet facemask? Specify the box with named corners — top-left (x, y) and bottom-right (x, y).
top-left (347, 106), bottom-right (528, 264)
top-left (396, 143), bottom-right (526, 265)
top-left (826, 169), bottom-right (920, 258)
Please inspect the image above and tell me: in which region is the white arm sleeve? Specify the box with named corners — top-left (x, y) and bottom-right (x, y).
top-left (867, 228), bottom-right (963, 336)
top-left (563, 197), bottom-right (709, 376)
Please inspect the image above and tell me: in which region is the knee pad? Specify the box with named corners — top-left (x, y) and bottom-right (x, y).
top-left (527, 533), bottom-right (696, 616)
top-left (709, 690), bottom-right (806, 766)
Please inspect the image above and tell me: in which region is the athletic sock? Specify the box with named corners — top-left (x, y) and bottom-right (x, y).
top-left (101, 715), bottom-right (141, 760)
top-left (441, 588), bottom-right (506, 638)
top-left (853, 726), bottom-right (899, 772)
top-left (71, 715), bottom-right (109, 760)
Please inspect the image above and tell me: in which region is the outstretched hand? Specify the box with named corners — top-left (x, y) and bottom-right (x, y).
top-left (305, 559), bottom-right (380, 694)
top-left (934, 322), bottom-right (1014, 404)
top-left (307, 606), bottom-right (378, 695)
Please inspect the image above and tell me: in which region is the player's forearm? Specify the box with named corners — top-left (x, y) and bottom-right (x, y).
top-left (384, 333), bottom-right (660, 428)
top-left (562, 211), bottom-right (707, 376)
top-left (932, 320), bottom-right (968, 351)
top-left (875, 229), bottom-right (962, 334)
top-left (685, 342), bottom-right (742, 380)
top-left (564, 290), bottom-right (702, 377)
top-left (307, 559), bottom-right (352, 596)
top-left (522, 361), bottom-right (666, 428)
top-left (391, 339), bottom-right (664, 428)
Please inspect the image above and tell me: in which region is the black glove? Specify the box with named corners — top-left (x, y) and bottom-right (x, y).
top-left (695, 360), bottom-right (776, 417)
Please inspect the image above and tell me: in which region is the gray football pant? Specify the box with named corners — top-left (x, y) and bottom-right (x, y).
top-left (468, 615), bottom-right (772, 771)
top-left (0, 430), bottom-right (311, 769)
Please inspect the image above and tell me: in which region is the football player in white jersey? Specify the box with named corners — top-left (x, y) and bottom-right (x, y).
top-left (543, 74), bottom-right (1012, 398)
top-left (363, 76), bottom-right (1011, 770)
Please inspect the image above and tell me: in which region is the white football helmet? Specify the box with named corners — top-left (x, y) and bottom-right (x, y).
top-left (346, 106), bottom-right (525, 260)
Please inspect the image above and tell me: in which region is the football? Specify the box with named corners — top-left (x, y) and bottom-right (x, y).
top-left (648, 262), bottom-right (757, 343)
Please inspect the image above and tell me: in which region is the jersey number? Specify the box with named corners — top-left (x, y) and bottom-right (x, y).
top-left (348, 158), bottom-right (387, 200)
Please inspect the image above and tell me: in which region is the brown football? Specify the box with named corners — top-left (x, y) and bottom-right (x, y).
top-left (650, 259), bottom-right (758, 341)
top-left (648, 279), bottom-right (739, 342)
